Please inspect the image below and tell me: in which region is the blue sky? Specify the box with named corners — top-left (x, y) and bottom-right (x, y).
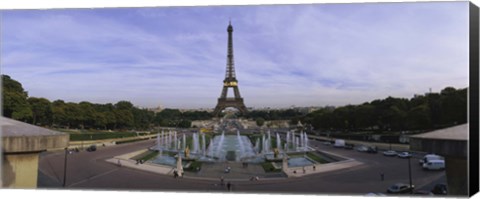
top-left (1, 2), bottom-right (469, 109)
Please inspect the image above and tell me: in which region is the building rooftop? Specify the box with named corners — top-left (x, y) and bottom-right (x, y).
top-left (1, 117), bottom-right (66, 137)
top-left (1, 117), bottom-right (69, 153)
top-left (410, 124), bottom-right (468, 141)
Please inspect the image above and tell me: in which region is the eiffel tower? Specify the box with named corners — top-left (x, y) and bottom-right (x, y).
top-left (213, 21), bottom-right (248, 116)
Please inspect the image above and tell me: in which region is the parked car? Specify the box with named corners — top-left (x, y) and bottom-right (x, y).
top-left (419, 154), bottom-right (443, 165)
top-left (423, 160), bottom-right (445, 170)
top-left (383, 150), bottom-right (397, 156)
top-left (344, 144), bottom-right (354, 150)
top-left (366, 146), bottom-right (378, 153)
top-left (431, 183), bottom-right (447, 195)
top-left (355, 145), bottom-right (368, 152)
top-left (386, 183), bottom-right (415, 194)
top-left (86, 145), bottom-right (97, 152)
top-left (333, 139), bottom-right (345, 148)
top-left (397, 152), bottom-right (412, 158)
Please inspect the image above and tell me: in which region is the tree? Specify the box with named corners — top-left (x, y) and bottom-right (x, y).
top-left (132, 108), bottom-right (154, 129)
top-left (256, 117), bottom-right (265, 127)
top-left (52, 100), bottom-right (70, 128)
top-left (406, 105), bottom-right (431, 130)
top-left (64, 102), bottom-right (83, 129)
top-left (115, 101), bottom-right (134, 110)
top-left (439, 87), bottom-right (467, 125)
top-left (112, 101), bottom-right (135, 129)
top-left (2, 75), bottom-right (32, 121)
top-left (354, 103), bottom-right (375, 130)
top-left (178, 120), bottom-right (192, 128)
top-left (79, 101), bottom-right (95, 129)
top-left (114, 109), bottom-right (134, 129)
top-left (28, 97), bottom-right (52, 126)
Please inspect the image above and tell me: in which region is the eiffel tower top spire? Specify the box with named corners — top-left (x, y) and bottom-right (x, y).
top-left (225, 21), bottom-right (235, 80)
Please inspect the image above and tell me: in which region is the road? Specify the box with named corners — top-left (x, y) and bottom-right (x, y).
top-left (38, 138), bottom-right (445, 195)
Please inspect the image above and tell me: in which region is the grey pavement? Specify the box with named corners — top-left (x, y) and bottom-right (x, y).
top-left (37, 139), bottom-right (446, 195)
top-left (190, 162), bottom-right (273, 180)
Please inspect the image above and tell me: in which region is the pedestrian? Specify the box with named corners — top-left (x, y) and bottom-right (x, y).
top-left (220, 176), bottom-right (225, 186)
top-left (227, 182), bottom-right (231, 191)
top-left (117, 159), bottom-right (122, 167)
top-left (303, 166), bottom-right (306, 174)
top-left (173, 170), bottom-right (178, 178)
top-left (380, 172), bottom-right (384, 181)
top-left (313, 165), bottom-right (316, 171)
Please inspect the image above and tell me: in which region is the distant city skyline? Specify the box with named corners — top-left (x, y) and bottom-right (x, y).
top-left (1, 2), bottom-right (469, 109)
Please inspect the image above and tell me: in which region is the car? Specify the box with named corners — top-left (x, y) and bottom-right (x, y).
top-left (431, 183), bottom-right (447, 195)
top-left (333, 139), bottom-right (345, 148)
top-left (344, 144), bottom-right (354, 150)
top-left (419, 154), bottom-right (443, 165)
top-left (355, 145), bottom-right (368, 152)
top-left (397, 152), bottom-right (412, 158)
top-left (386, 183), bottom-right (415, 194)
top-left (366, 146), bottom-right (378, 153)
top-left (423, 160), bottom-right (445, 170)
top-left (86, 145), bottom-right (97, 152)
top-left (383, 150), bottom-right (397, 156)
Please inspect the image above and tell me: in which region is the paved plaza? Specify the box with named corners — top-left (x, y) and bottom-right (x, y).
top-left (37, 138), bottom-right (446, 195)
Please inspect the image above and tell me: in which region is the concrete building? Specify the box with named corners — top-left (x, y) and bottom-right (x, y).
top-left (409, 124), bottom-right (469, 196)
top-left (1, 117), bottom-right (69, 188)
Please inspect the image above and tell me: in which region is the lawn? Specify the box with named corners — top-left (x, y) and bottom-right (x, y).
top-left (306, 152), bottom-right (329, 164)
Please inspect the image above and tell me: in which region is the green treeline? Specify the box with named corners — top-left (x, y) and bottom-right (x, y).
top-left (245, 109), bottom-right (305, 121)
top-left (2, 75), bottom-right (211, 130)
top-left (302, 87), bottom-right (467, 132)
top-left (2, 75), bottom-right (468, 132)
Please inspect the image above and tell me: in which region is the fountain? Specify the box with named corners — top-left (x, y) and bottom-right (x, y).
top-left (202, 133), bottom-right (206, 156)
top-left (174, 131), bottom-right (178, 150)
top-left (254, 138), bottom-right (260, 153)
top-left (183, 134), bottom-right (186, 151)
top-left (261, 134), bottom-right (266, 154)
top-left (192, 133), bottom-right (199, 153)
top-left (156, 133), bottom-right (160, 150)
top-left (237, 130), bottom-right (245, 159)
top-left (167, 131), bottom-right (171, 149)
top-left (276, 133), bottom-right (281, 150)
top-left (151, 123), bottom-right (314, 168)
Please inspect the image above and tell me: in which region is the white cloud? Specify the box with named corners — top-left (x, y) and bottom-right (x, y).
top-left (1, 3), bottom-right (469, 108)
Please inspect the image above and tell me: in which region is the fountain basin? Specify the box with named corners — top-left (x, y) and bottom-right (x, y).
top-left (288, 157), bottom-right (315, 167)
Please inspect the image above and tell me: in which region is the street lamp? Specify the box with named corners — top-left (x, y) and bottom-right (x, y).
top-left (408, 156), bottom-right (413, 194)
top-left (63, 147), bottom-right (68, 187)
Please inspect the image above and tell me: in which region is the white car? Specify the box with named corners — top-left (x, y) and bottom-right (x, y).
top-left (383, 150), bottom-right (397, 156)
top-left (355, 145), bottom-right (368, 152)
top-left (423, 160), bottom-right (445, 170)
top-left (419, 154), bottom-right (443, 165)
top-left (397, 152), bottom-right (412, 158)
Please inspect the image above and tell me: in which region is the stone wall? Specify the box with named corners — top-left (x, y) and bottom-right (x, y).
top-left (2, 153), bottom-right (39, 188)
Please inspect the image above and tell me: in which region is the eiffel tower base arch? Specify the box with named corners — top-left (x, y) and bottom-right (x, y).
top-left (213, 98), bottom-right (248, 116)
